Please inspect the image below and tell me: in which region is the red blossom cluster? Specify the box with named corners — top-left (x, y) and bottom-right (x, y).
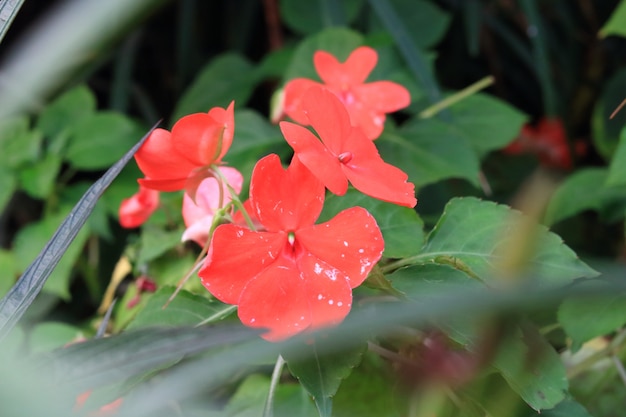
top-left (119, 47), bottom-right (415, 341)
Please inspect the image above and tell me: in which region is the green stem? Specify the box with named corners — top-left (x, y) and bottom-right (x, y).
top-left (196, 304), bottom-right (237, 327)
top-left (419, 75), bottom-right (495, 119)
top-left (263, 354), bottom-right (286, 417)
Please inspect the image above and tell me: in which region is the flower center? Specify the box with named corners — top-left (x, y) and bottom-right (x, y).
top-left (287, 231), bottom-right (296, 246)
top-left (338, 151), bottom-right (353, 164)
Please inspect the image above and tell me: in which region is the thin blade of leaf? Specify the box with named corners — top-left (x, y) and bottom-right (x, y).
top-left (0, 122), bottom-right (159, 342)
top-left (0, 0), bottom-right (25, 44)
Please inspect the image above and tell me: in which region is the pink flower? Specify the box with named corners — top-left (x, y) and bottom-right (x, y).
top-left (181, 167), bottom-right (244, 247)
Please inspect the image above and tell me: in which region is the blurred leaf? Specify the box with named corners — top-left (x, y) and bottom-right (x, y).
top-left (280, 0), bottom-right (364, 35)
top-left (136, 226), bottom-right (185, 265)
top-left (447, 93), bottom-right (526, 156)
top-left (128, 287), bottom-right (232, 329)
top-left (545, 168), bottom-right (626, 225)
top-left (606, 127), bottom-right (626, 186)
top-left (525, 399), bottom-right (593, 417)
top-left (592, 68), bottom-right (626, 160)
top-left (378, 118), bottom-right (480, 189)
top-left (0, 166), bottom-right (16, 213)
top-left (18, 153), bottom-right (62, 199)
top-left (418, 197), bottom-right (598, 286)
top-left (284, 342), bottom-right (365, 417)
top-left (29, 322), bottom-right (82, 353)
top-left (368, 0), bottom-right (451, 49)
top-left (0, 125), bottom-right (153, 342)
top-left (13, 211), bottom-right (90, 300)
top-left (0, 117), bottom-right (42, 168)
top-left (319, 188), bottom-right (424, 258)
top-left (599, 0), bottom-right (626, 38)
top-left (0, 250), bottom-right (18, 297)
top-left (284, 28), bottom-right (364, 81)
top-left (36, 85), bottom-right (96, 142)
top-left (493, 323), bottom-right (568, 411)
top-left (463, 0), bottom-right (482, 56)
top-left (65, 112), bottom-right (145, 170)
top-left (558, 280), bottom-right (626, 352)
top-left (173, 53), bottom-right (260, 122)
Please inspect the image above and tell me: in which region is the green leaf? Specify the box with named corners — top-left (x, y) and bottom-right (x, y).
top-left (418, 197), bottom-right (597, 286)
top-left (172, 53), bottom-right (260, 122)
top-left (36, 85), bottom-right (96, 141)
top-left (319, 188), bottom-right (424, 258)
top-left (493, 323), bottom-right (568, 411)
top-left (558, 280), bottom-right (626, 352)
top-left (599, 0), bottom-right (626, 38)
top-left (0, 250), bottom-right (18, 297)
top-left (29, 322), bottom-right (82, 353)
top-left (65, 112), bottom-right (145, 170)
top-left (607, 127), bottom-right (626, 186)
top-left (18, 153), bottom-right (62, 199)
top-left (12, 211), bottom-right (90, 300)
top-left (0, 125), bottom-right (154, 341)
top-left (379, 118), bottom-right (480, 189)
top-left (368, 0), bottom-right (451, 49)
top-left (128, 287), bottom-right (233, 329)
top-left (544, 168), bottom-right (626, 225)
top-left (0, 166), bottom-right (16, 213)
top-left (592, 67), bottom-right (626, 160)
top-left (447, 93), bottom-right (527, 156)
top-left (525, 399), bottom-right (593, 417)
top-left (284, 28), bottom-right (364, 81)
top-left (284, 342), bottom-right (366, 417)
top-left (280, 0), bottom-right (364, 35)
top-left (0, 117), bottom-right (42, 168)
top-left (136, 226), bottom-right (185, 265)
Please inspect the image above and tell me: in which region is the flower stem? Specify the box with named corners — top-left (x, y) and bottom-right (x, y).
top-left (263, 354), bottom-right (286, 417)
top-left (419, 75), bottom-right (495, 119)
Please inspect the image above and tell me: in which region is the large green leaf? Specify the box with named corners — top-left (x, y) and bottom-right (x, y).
top-left (65, 112), bottom-right (145, 170)
top-left (284, 28), bottom-right (364, 81)
top-left (172, 53), bottom-right (260, 122)
top-left (417, 197), bottom-right (597, 286)
top-left (368, 0), bottom-right (451, 49)
top-left (319, 188), bottom-right (424, 258)
top-left (284, 342), bottom-right (366, 417)
top-left (606, 127), bottom-right (626, 186)
top-left (0, 116), bottom-right (42, 169)
top-left (558, 280), bottom-right (626, 352)
top-left (280, 0), bottom-right (364, 35)
top-left (36, 85), bottom-right (96, 141)
top-left (379, 118), bottom-right (480, 189)
top-left (128, 287), bottom-right (233, 329)
top-left (591, 68), bottom-right (626, 160)
top-left (136, 226), bottom-right (185, 265)
top-left (492, 323), bottom-right (568, 411)
top-left (0, 166), bottom-right (16, 213)
top-left (447, 93), bottom-right (526, 156)
top-left (524, 399), bottom-right (594, 417)
top-left (0, 125), bottom-right (154, 341)
top-left (544, 168), bottom-right (626, 225)
top-left (18, 153), bottom-right (63, 199)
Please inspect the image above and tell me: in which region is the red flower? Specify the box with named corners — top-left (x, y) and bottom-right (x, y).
top-left (181, 167), bottom-right (243, 247)
top-left (504, 117), bottom-right (585, 170)
top-left (198, 154), bottom-right (384, 341)
top-left (135, 102), bottom-right (235, 192)
top-left (280, 87), bottom-right (417, 208)
top-left (118, 185), bottom-right (160, 228)
top-left (282, 46), bottom-right (410, 140)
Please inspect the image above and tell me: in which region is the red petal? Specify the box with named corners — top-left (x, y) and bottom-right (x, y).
top-left (198, 225), bottom-right (286, 305)
top-left (355, 81), bottom-right (411, 113)
top-left (315, 47), bottom-right (377, 87)
top-left (134, 128), bottom-right (196, 189)
top-left (300, 87), bottom-right (352, 153)
top-left (249, 154), bottom-right (325, 232)
top-left (280, 121), bottom-right (348, 196)
top-left (343, 129), bottom-right (417, 207)
top-left (344, 103), bottom-right (386, 140)
top-left (283, 78), bottom-right (323, 125)
top-left (138, 176), bottom-right (188, 192)
top-left (208, 101), bottom-right (235, 161)
top-left (118, 186), bottom-right (160, 228)
top-left (297, 207), bottom-right (384, 288)
top-left (171, 113), bottom-right (226, 167)
top-left (237, 255), bottom-right (352, 341)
